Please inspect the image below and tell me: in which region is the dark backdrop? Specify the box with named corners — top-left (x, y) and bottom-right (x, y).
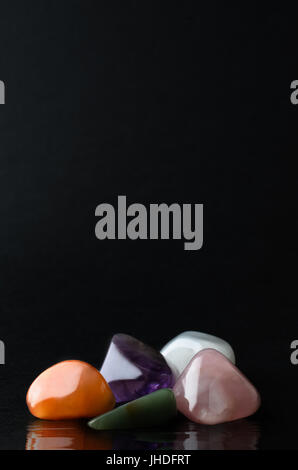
top-left (0, 1), bottom-right (297, 449)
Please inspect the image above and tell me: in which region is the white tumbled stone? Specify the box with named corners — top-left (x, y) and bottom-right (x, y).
top-left (160, 331), bottom-right (236, 379)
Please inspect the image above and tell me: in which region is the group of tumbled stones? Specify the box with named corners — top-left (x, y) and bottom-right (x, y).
top-left (26, 331), bottom-right (261, 429)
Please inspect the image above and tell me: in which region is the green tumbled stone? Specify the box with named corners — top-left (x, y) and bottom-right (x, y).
top-left (88, 389), bottom-right (177, 430)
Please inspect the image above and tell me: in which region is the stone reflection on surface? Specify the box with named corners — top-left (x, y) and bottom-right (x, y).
top-left (116, 419), bottom-right (260, 450)
top-left (26, 420), bottom-right (112, 450)
top-left (26, 417), bottom-right (260, 450)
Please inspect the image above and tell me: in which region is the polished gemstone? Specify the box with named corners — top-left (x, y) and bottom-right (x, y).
top-left (26, 360), bottom-right (115, 420)
top-left (161, 331), bottom-right (236, 379)
top-left (100, 334), bottom-right (174, 402)
top-left (173, 349), bottom-right (260, 425)
top-left (88, 388), bottom-right (177, 430)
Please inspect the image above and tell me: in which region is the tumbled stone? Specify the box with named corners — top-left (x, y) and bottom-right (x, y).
top-left (100, 334), bottom-right (174, 403)
top-left (173, 349), bottom-right (260, 425)
top-left (161, 331), bottom-right (236, 379)
top-left (88, 388), bottom-right (177, 430)
top-left (26, 360), bottom-right (115, 420)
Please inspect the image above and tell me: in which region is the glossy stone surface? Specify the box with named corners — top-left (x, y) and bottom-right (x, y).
top-left (88, 388), bottom-right (177, 430)
top-left (27, 360), bottom-right (115, 420)
top-left (173, 349), bottom-right (260, 425)
top-left (161, 331), bottom-right (236, 379)
top-left (100, 334), bottom-right (174, 403)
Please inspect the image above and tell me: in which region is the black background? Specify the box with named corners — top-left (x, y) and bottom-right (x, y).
top-left (0, 1), bottom-right (297, 450)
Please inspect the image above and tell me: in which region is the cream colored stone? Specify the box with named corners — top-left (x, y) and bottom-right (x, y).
top-left (161, 331), bottom-right (235, 379)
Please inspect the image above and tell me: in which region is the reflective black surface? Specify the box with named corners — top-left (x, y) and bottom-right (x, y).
top-left (25, 417), bottom-right (260, 451)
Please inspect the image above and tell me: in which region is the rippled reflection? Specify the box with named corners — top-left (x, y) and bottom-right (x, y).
top-left (26, 418), bottom-right (260, 450)
top-left (26, 420), bottom-right (112, 450)
top-left (131, 419), bottom-right (260, 450)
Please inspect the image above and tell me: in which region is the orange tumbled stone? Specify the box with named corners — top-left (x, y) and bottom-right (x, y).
top-left (26, 360), bottom-right (115, 420)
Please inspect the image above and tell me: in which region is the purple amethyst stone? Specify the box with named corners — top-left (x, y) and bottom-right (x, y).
top-left (100, 334), bottom-right (174, 403)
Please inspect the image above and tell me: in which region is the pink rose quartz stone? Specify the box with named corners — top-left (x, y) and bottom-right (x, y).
top-left (173, 349), bottom-right (261, 425)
